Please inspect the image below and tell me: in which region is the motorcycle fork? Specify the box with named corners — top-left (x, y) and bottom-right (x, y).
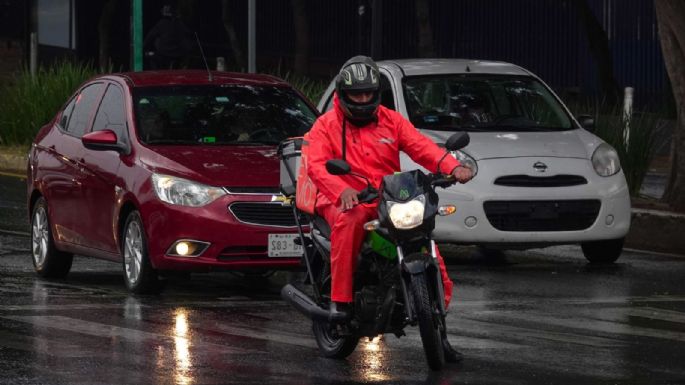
top-left (396, 239), bottom-right (447, 324)
top-left (429, 239), bottom-right (448, 317)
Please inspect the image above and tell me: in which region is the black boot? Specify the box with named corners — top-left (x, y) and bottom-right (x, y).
top-left (329, 302), bottom-right (352, 322)
top-left (442, 336), bottom-right (464, 363)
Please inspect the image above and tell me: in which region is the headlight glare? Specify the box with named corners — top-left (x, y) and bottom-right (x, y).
top-left (152, 174), bottom-right (226, 207)
top-left (591, 143), bottom-right (621, 177)
top-left (387, 195), bottom-right (425, 229)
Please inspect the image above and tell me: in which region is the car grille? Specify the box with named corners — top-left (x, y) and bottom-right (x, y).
top-left (225, 187), bottom-right (280, 194)
top-left (218, 246), bottom-right (267, 260)
top-left (494, 175), bottom-right (587, 187)
top-left (483, 200), bottom-right (601, 231)
top-left (229, 202), bottom-right (297, 227)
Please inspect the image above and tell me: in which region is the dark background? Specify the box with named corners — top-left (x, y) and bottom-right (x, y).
top-left (0, 0), bottom-right (672, 108)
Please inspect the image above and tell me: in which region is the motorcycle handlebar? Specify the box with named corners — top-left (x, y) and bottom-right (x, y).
top-left (357, 187), bottom-right (379, 203)
top-left (431, 174), bottom-right (457, 189)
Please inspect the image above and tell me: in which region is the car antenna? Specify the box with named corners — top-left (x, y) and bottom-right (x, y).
top-left (195, 32), bottom-right (213, 82)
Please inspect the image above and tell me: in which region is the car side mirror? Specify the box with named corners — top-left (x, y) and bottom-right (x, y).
top-left (326, 159), bottom-right (351, 175)
top-left (445, 132), bottom-right (470, 151)
top-left (82, 129), bottom-right (125, 153)
top-left (577, 115), bottom-right (595, 131)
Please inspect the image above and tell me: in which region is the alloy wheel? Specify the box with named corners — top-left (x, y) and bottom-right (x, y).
top-left (32, 206), bottom-right (49, 267)
top-left (124, 220), bottom-right (143, 285)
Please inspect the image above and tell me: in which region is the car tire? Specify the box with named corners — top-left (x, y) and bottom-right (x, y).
top-left (581, 238), bottom-right (624, 264)
top-left (31, 197), bottom-right (73, 278)
top-left (121, 211), bottom-right (160, 294)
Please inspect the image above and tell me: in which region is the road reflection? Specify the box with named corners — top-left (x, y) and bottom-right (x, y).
top-left (357, 335), bottom-right (390, 382)
top-left (173, 308), bottom-right (193, 385)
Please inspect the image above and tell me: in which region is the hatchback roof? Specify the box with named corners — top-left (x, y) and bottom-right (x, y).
top-left (112, 70), bottom-right (289, 88)
top-left (377, 59), bottom-right (531, 77)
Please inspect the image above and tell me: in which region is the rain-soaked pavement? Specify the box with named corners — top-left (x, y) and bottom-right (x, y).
top-left (0, 174), bottom-right (28, 235)
top-left (1, 231), bottom-right (685, 384)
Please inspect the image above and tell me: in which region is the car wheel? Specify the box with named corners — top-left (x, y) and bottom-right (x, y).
top-left (31, 197), bottom-right (73, 278)
top-left (121, 211), bottom-right (159, 293)
top-left (581, 238), bottom-right (624, 264)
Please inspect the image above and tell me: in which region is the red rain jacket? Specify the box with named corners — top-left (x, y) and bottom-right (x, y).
top-left (307, 94), bottom-right (461, 208)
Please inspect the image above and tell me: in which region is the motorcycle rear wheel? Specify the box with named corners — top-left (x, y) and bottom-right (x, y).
top-left (410, 271), bottom-right (445, 371)
top-left (312, 261), bottom-right (359, 359)
top-left (312, 321), bottom-right (359, 359)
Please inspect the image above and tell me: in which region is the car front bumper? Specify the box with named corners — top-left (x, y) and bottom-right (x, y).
top-left (141, 194), bottom-right (303, 271)
top-left (431, 157), bottom-right (631, 247)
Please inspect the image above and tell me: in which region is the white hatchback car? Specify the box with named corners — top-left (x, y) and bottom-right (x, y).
top-left (318, 59), bottom-right (631, 263)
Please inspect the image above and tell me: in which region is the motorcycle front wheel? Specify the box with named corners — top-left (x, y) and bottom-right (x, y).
top-left (410, 271), bottom-right (445, 371)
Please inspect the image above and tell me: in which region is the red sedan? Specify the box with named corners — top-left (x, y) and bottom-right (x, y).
top-left (27, 70), bottom-right (316, 293)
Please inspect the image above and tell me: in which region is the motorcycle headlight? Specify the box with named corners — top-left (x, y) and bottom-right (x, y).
top-left (152, 174), bottom-right (226, 207)
top-left (387, 195), bottom-right (426, 230)
top-left (450, 150), bottom-right (478, 175)
top-left (591, 143), bottom-right (621, 177)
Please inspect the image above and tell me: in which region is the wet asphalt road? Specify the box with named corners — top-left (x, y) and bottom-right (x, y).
top-left (0, 174), bottom-right (28, 235)
top-left (1, 231), bottom-right (685, 385)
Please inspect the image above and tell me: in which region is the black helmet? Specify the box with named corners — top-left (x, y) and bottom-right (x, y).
top-left (336, 56), bottom-right (381, 126)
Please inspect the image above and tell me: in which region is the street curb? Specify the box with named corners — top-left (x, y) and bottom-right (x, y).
top-left (0, 148), bottom-right (27, 175)
top-left (626, 209), bottom-right (685, 256)
top-left (0, 148), bottom-right (683, 257)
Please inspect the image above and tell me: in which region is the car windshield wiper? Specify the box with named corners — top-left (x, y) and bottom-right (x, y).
top-left (481, 124), bottom-right (569, 132)
top-left (145, 139), bottom-right (199, 145)
top-left (417, 124), bottom-right (494, 132)
top-left (220, 141), bottom-right (279, 146)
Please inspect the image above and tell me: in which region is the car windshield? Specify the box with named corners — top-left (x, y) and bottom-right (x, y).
top-left (403, 75), bottom-right (573, 132)
top-left (133, 85), bottom-right (317, 145)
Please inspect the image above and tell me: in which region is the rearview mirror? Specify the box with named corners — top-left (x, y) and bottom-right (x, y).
top-left (326, 159), bottom-right (351, 175)
top-left (445, 132), bottom-right (470, 151)
top-left (82, 129), bottom-right (125, 153)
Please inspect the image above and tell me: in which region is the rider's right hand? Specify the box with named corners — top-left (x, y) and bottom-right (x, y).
top-left (451, 165), bottom-right (474, 183)
top-left (339, 187), bottom-right (360, 211)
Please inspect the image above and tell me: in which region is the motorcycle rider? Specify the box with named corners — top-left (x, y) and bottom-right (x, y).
top-left (305, 56), bottom-right (474, 362)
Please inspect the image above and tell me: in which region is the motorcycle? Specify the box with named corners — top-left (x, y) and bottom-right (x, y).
top-left (279, 132), bottom-right (470, 371)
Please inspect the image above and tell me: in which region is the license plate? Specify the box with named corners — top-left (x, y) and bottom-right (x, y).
top-left (268, 234), bottom-right (303, 257)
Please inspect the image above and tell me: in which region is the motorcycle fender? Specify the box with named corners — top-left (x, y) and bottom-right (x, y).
top-left (401, 254), bottom-right (436, 275)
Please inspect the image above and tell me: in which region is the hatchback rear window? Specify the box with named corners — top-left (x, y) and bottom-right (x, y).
top-left (133, 85), bottom-right (317, 145)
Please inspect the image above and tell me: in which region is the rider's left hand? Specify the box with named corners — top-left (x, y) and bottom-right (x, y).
top-left (451, 166), bottom-right (474, 183)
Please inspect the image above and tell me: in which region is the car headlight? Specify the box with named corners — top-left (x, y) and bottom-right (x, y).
top-left (591, 143), bottom-right (621, 177)
top-left (450, 150), bottom-right (478, 175)
top-left (152, 174), bottom-right (226, 207)
top-left (387, 195), bottom-right (425, 230)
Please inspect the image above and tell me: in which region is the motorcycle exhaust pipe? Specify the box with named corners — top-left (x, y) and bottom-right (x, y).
top-left (281, 284), bottom-right (332, 322)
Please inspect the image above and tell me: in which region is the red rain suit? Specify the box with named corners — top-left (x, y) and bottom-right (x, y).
top-left (305, 94), bottom-right (461, 306)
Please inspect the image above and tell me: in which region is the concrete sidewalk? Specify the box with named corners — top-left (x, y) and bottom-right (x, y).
top-left (1, 147), bottom-right (683, 256)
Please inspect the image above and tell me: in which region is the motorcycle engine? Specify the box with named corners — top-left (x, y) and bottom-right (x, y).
top-left (355, 286), bottom-right (382, 322)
